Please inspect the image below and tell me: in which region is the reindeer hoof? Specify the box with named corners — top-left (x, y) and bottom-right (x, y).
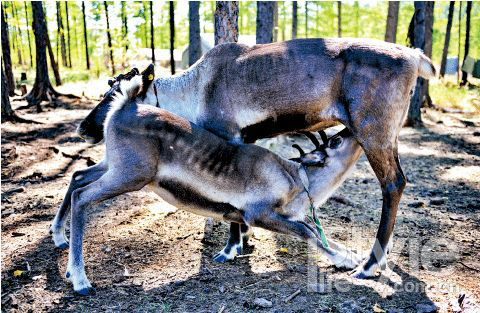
top-left (350, 263), bottom-right (379, 279)
top-left (57, 242), bottom-right (69, 250)
top-left (75, 287), bottom-right (96, 296)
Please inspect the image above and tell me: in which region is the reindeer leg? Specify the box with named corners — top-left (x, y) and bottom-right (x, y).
top-left (246, 206), bottom-right (360, 269)
top-left (50, 161), bottom-right (107, 249)
top-left (213, 223), bottom-right (243, 263)
top-left (67, 171), bottom-right (149, 295)
top-left (351, 143), bottom-right (405, 278)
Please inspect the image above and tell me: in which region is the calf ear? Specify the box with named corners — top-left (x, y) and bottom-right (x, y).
top-left (138, 64), bottom-right (155, 98)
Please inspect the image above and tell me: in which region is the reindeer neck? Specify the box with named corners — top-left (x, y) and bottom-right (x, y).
top-left (153, 68), bottom-right (202, 123)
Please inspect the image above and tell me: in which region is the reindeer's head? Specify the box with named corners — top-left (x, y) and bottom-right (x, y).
top-left (77, 65), bottom-right (156, 143)
top-left (290, 128), bottom-right (355, 167)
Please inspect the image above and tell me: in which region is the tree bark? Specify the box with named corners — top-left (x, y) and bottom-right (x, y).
top-left (189, 1), bottom-right (201, 66)
top-left (439, 2), bottom-right (454, 78)
top-left (24, 1), bottom-right (33, 67)
top-left (150, 1), bottom-right (155, 63)
top-left (460, 1), bottom-right (472, 86)
top-left (26, 2), bottom-right (60, 111)
top-left (337, 1), bottom-right (342, 38)
top-left (169, 1), bottom-right (175, 74)
top-left (214, 2), bottom-right (238, 45)
top-left (82, 2), bottom-right (90, 70)
top-left (1, 5), bottom-right (15, 96)
top-left (385, 1), bottom-right (399, 43)
top-left (104, 1), bottom-right (114, 76)
top-left (121, 1), bottom-right (128, 51)
top-left (65, 2), bottom-right (72, 68)
top-left (292, 1), bottom-right (297, 39)
top-left (256, 1), bottom-right (274, 44)
top-left (1, 61), bottom-right (15, 121)
top-left (56, 2), bottom-right (67, 67)
top-left (406, 1), bottom-right (426, 128)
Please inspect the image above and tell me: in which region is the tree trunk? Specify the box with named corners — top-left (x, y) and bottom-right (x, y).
top-left (169, 1), bottom-right (175, 74)
top-left (104, 1), bottom-right (114, 76)
top-left (439, 1), bottom-right (454, 78)
top-left (423, 1), bottom-right (434, 107)
top-left (189, 1), bottom-right (201, 66)
top-left (1, 5), bottom-right (15, 96)
top-left (65, 2), bottom-right (71, 68)
top-left (406, 1), bottom-right (426, 128)
top-left (24, 1), bottom-right (33, 67)
top-left (26, 2), bottom-right (60, 111)
top-left (256, 1), bottom-right (274, 44)
top-left (2, 61), bottom-right (15, 121)
top-left (121, 1), bottom-right (128, 51)
top-left (56, 2), bottom-right (67, 67)
top-left (12, 2), bottom-right (23, 65)
top-left (46, 31), bottom-right (62, 86)
top-left (292, 1), bottom-right (297, 39)
top-left (460, 1), bottom-right (472, 86)
top-left (385, 1), bottom-right (399, 43)
top-left (337, 1), bottom-right (342, 38)
top-left (457, 1), bottom-right (462, 83)
top-left (150, 1), bottom-right (155, 63)
top-left (43, 3), bottom-right (62, 86)
top-left (214, 2), bottom-right (238, 45)
top-left (82, 2), bottom-right (90, 70)
top-left (305, 1), bottom-right (310, 38)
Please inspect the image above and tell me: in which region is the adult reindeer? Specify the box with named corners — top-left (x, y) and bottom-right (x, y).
top-left (75, 38), bottom-right (436, 278)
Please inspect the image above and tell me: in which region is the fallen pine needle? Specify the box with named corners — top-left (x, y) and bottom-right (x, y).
top-left (218, 305), bottom-right (225, 313)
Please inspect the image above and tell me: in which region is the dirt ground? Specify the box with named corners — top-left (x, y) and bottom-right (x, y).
top-left (1, 91), bottom-right (480, 313)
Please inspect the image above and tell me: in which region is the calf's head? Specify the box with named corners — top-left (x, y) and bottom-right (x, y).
top-left (77, 65), bottom-right (155, 143)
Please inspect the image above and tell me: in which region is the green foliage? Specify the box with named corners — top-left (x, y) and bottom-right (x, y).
top-left (5, 1), bottom-right (480, 80)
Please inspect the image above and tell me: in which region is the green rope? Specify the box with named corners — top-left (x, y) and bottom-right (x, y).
top-left (309, 204), bottom-right (330, 248)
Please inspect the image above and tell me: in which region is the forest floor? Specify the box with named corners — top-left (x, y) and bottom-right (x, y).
top-left (1, 86), bottom-right (480, 313)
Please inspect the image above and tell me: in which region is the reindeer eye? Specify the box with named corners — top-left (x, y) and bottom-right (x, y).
top-left (329, 137), bottom-right (343, 149)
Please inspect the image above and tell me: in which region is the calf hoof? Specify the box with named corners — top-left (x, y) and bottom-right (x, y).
top-left (75, 287), bottom-right (96, 296)
top-left (213, 253), bottom-right (231, 263)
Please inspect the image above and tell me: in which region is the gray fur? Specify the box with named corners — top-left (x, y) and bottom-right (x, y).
top-left (76, 38), bottom-right (436, 279)
top-left (57, 80), bottom-right (364, 295)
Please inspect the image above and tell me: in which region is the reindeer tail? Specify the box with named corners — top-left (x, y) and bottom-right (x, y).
top-left (416, 49), bottom-right (436, 79)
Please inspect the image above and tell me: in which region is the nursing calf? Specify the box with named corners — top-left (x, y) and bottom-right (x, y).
top-left (53, 77), bottom-right (363, 295)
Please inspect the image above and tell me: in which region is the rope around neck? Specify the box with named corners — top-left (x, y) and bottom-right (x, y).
top-left (301, 165), bottom-right (330, 249)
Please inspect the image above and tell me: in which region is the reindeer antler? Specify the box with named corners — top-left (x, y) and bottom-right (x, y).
top-left (291, 144), bottom-right (305, 156)
top-left (300, 131), bottom-right (321, 150)
top-left (318, 130), bottom-right (328, 144)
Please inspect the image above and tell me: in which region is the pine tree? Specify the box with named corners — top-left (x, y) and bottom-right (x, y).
top-left (189, 1), bottom-right (201, 66)
top-left (385, 1), bottom-right (399, 43)
top-left (256, 1), bottom-right (274, 44)
top-left (1, 4), bottom-right (15, 96)
top-left (82, 2), bottom-right (90, 70)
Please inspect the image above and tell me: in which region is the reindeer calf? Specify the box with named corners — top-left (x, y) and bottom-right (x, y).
top-left (52, 77), bottom-right (364, 295)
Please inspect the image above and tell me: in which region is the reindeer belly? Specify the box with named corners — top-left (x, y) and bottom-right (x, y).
top-left (146, 166), bottom-right (249, 221)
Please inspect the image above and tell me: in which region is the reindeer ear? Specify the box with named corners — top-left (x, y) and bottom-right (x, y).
top-left (138, 64), bottom-right (155, 98)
